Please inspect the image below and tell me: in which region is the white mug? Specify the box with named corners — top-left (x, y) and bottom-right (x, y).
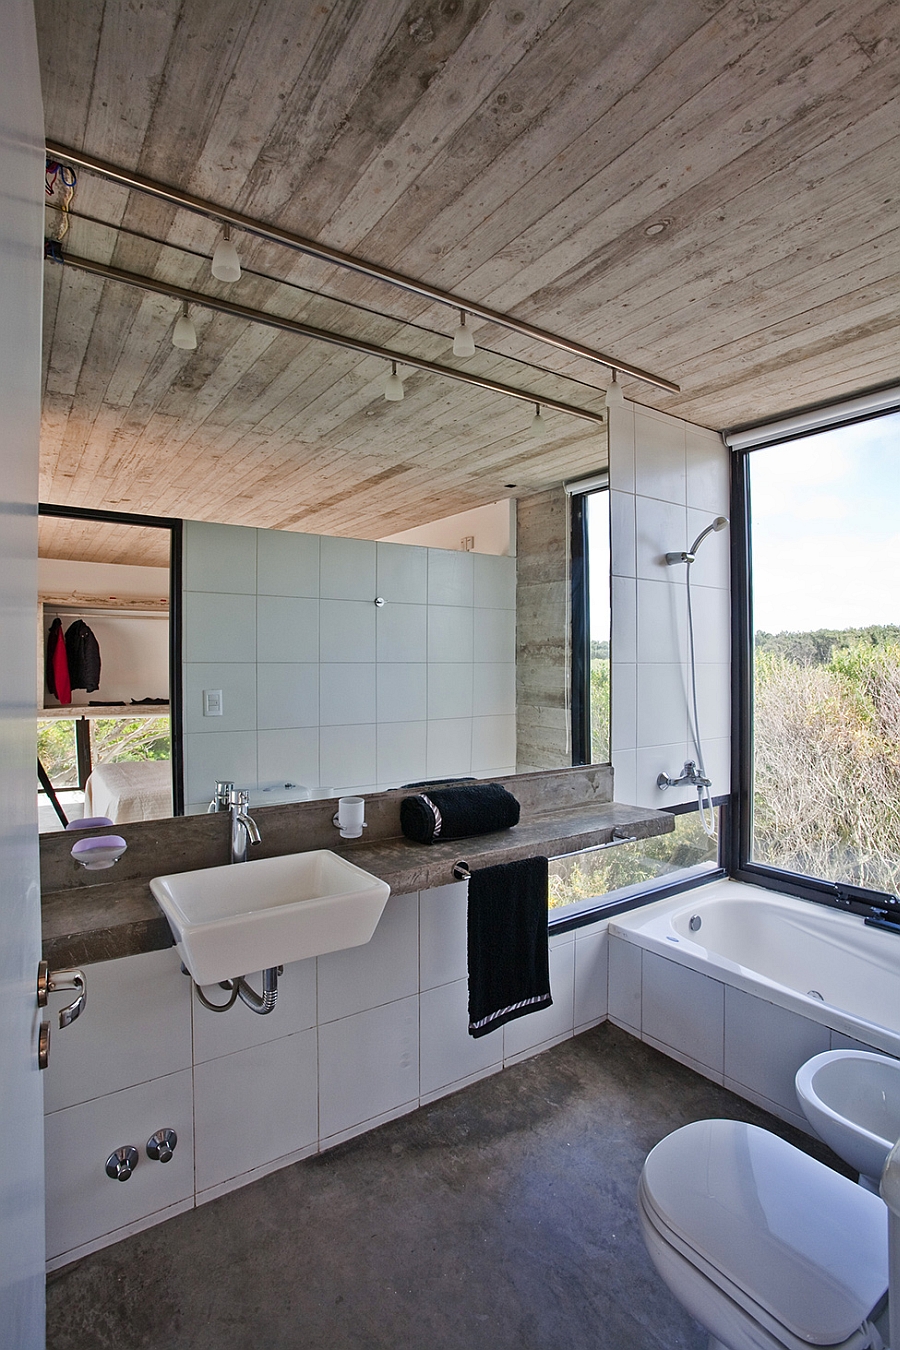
top-left (333, 795), bottom-right (366, 839)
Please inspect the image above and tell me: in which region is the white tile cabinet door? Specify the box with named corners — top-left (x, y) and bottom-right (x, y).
top-left (607, 936), bottom-right (642, 1032)
top-left (43, 947), bottom-right (192, 1115)
top-left (193, 1030), bottom-right (318, 1195)
top-left (45, 1069), bottom-right (194, 1265)
top-left (724, 987), bottom-right (830, 1119)
top-left (641, 950), bottom-right (724, 1075)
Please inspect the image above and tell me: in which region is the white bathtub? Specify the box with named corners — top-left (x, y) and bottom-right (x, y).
top-left (609, 878), bottom-right (900, 1064)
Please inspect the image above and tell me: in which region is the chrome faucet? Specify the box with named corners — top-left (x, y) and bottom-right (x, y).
top-left (229, 788), bottom-right (261, 863)
top-left (208, 780), bottom-right (234, 813)
top-left (657, 760), bottom-right (711, 791)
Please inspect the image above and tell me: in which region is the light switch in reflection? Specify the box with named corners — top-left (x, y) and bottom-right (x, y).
top-left (203, 688), bottom-right (223, 717)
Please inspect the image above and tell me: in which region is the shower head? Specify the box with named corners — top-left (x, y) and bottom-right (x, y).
top-left (666, 516), bottom-right (729, 565)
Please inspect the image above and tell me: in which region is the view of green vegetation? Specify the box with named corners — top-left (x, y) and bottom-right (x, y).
top-left (590, 644), bottom-right (609, 764)
top-left (548, 811), bottom-right (718, 911)
top-left (753, 624), bottom-right (900, 892)
top-left (38, 716), bottom-right (171, 787)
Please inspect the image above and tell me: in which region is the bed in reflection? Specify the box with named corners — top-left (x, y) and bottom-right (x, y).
top-left (83, 760), bottom-right (173, 823)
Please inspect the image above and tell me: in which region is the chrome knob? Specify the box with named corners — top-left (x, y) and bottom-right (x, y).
top-left (146, 1128), bottom-right (177, 1163)
top-left (106, 1145), bottom-right (139, 1181)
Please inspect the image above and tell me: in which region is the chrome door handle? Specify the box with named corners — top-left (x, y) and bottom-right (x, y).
top-left (37, 960), bottom-right (88, 1027)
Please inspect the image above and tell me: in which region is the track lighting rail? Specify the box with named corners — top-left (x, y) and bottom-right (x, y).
top-left (46, 140), bottom-right (679, 396)
top-left (53, 251), bottom-right (608, 427)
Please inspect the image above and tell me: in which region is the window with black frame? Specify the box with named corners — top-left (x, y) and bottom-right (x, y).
top-left (734, 405), bottom-right (900, 900)
top-left (570, 483), bottom-right (611, 767)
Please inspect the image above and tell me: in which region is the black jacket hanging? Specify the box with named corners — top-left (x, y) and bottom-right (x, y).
top-left (65, 619), bottom-right (102, 693)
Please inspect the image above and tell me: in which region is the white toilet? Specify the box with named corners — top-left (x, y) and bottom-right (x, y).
top-left (638, 1119), bottom-right (889, 1350)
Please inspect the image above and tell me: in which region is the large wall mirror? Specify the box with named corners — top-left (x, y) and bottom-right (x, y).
top-left (39, 488), bottom-right (610, 831)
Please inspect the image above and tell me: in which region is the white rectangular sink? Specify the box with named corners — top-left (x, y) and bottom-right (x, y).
top-left (150, 850), bottom-right (391, 985)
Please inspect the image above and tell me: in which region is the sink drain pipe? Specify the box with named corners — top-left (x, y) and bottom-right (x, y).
top-left (188, 965), bottom-right (281, 1015)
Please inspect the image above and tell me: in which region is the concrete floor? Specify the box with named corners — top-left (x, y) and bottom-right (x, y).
top-left (46, 1022), bottom-right (849, 1350)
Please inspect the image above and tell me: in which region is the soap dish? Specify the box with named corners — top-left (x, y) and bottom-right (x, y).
top-left (71, 835), bottom-right (128, 870)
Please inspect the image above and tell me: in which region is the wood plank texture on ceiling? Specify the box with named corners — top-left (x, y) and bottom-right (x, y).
top-left (35, 0), bottom-right (900, 560)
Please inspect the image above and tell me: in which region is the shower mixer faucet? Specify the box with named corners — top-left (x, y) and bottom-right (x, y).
top-left (657, 761), bottom-right (711, 792)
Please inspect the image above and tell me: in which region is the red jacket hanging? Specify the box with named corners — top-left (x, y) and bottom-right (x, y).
top-left (46, 617), bottom-right (72, 703)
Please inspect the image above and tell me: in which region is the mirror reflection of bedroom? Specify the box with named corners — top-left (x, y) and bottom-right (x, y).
top-left (37, 510), bottom-right (177, 832)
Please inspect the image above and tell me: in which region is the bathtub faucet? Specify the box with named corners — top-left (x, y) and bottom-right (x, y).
top-left (657, 760), bottom-right (711, 792)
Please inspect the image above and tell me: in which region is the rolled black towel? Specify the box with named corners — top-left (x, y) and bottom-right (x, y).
top-left (400, 782), bottom-right (520, 844)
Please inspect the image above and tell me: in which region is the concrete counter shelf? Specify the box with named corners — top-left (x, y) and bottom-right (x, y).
top-left (40, 766), bottom-right (674, 970)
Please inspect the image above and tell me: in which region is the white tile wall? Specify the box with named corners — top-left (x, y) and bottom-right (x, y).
top-left (473, 662), bottom-right (515, 716)
top-left (473, 608), bottom-right (516, 663)
top-left (257, 726), bottom-right (319, 787)
top-left (607, 400), bottom-right (731, 811)
top-left (574, 926), bottom-right (609, 1031)
top-left (184, 591), bottom-right (256, 663)
top-left (428, 605), bottom-right (474, 663)
top-left (377, 663), bottom-right (427, 723)
top-left (317, 891), bottom-right (419, 1024)
top-left (319, 662), bottom-right (376, 726)
top-left (428, 662), bottom-right (474, 719)
top-left (318, 994), bottom-right (419, 1142)
top-left (184, 728), bottom-right (259, 804)
top-left (420, 978), bottom-right (503, 1099)
top-left (471, 714), bottom-right (516, 772)
top-left (320, 536), bottom-right (376, 600)
top-left (474, 553), bottom-right (516, 610)
top-left (428, 549), bottom-right (474, 606)
top-left (182, 524), bottom-right (515, 805)
top-left (634, 408), bottom-right (686, 503)
top-left (257, 529), bottom-right (318, 597)
top-left (376, 720), bottom-right (427, 785)
top-left (184, 521), bottom-right (257, 594)
top-left (194, 1031), bottom-right (318, 1192)
top-left (376, 541), bottom-right (427, 603)
top-left (257, 596), bottom-right (319, 663)
top-left (320, 599), bottom-right (375, 663)
top-left (257, 663), bottom-right (318, 730)
top-left (376, 602), bottom-right (427, 662)
top-left (426, 717), bottom-right (472, 776)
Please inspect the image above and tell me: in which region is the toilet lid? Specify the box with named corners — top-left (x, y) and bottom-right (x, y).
top-left (640, 1120), bottom-right (888, 1346)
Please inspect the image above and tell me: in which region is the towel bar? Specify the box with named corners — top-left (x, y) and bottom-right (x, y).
top-left (451, 830), bottom-right (638, 882)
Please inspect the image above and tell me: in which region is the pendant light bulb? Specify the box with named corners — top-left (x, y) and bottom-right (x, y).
top-left (605, 368), bottom-right (625, 407)
top-left (384, 361), bottom-right (405, 401)
top-left (211, 224), bottom-right (242, 282)
top-left (172, 300), bottom-right (197, 350)
top-left (530, 402), bottom-right (549, 440)
top-left (452, 309), bottom-right (476, 358)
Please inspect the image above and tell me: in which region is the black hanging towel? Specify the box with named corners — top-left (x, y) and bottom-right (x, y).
top-left (467, 856), bottom-right (552, 1039)
top-left (65, 619), bottom-right (102, 693)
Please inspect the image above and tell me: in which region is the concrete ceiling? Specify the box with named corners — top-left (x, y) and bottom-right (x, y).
top-left (36, 0), bottom-right (900, 562)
